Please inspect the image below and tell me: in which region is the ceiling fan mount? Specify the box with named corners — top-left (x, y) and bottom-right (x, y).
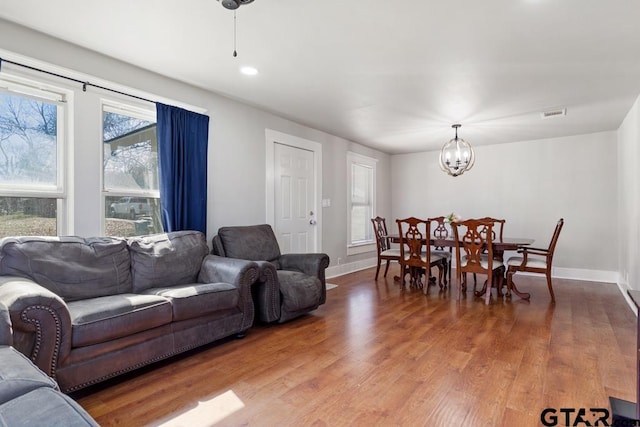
top-left (218, 0), bottom-right (254, 10)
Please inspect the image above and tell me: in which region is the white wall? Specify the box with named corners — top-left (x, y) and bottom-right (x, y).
top-left (0, 19), bottom-right (391, 270)
top-left (618, 95), bottom-right (640, 291)
top-left (391, 131), bottom-right (618, 280)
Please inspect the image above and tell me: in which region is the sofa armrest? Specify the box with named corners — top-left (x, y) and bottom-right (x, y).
top-left (198, 255), bottom-right (259, 286)
top-left (279, 253), bottom-right (331, 304)
top-left (0, 301), bottom-right (11, 346)
top-left (198, 255), bottom-right (260, 330)
top-left (0, 276), bottom-right (72, 378)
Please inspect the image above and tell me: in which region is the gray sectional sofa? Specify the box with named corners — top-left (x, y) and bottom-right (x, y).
top-left (0, 302), bottom-right (98, 426)
top-left (0, 230), bottom-right (259, 393)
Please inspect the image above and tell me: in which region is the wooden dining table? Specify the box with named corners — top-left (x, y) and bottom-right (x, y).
top-left (384, 234), bottom-right (535, 299)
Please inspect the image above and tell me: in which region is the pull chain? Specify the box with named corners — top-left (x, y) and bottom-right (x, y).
top-left (233, 10), bottom-right (238, 57)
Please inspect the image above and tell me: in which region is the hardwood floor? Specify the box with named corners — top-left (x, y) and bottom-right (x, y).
top-left (74, 266), bottom-right (637, 426)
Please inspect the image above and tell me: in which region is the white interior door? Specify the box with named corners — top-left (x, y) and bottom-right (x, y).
top-left (274, 142), bottom-right (316, 253)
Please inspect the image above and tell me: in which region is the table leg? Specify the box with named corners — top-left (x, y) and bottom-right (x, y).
top-left (505, 269), bottom-right (531, 300)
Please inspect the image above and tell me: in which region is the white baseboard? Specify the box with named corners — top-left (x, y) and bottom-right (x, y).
top-left (552, 267), bottom-right (618, 283)
top-left (616, 280), bottom-right (638, 316)
top-left (327, 258), bottom-right (619, 286)
top-left (326, 257), bottom-right (638, 317)
top-left (326, 257), bottom-right (377, 278)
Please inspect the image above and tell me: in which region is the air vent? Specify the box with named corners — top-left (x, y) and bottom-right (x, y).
top-left (541, 108), bottom-right (567, 119)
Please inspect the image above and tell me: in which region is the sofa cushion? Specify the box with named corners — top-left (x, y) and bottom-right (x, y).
top-left (0, 236), bottom-right (131, 301)
top-left (276, 270), bottom-right (321, 314)
top-left (218, 224), bottom-right (281, 263)
top-left (127, 231), bottom-right (209, 292)
top-left (142, 282), bottom-right (239, 322)
top-left (0, 346), bottom-right (58, 405)
top-left (67, 294), bottom-right (172, 347)
top-left (0, 387), bottom-right (98, 426)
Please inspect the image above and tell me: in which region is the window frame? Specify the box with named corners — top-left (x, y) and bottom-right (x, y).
top-left (100, 100), bottom-right (160, 236)
top-left (346, 151), bottom-right (377, 255)
top-left (0, 73), bottom-right (70, 235)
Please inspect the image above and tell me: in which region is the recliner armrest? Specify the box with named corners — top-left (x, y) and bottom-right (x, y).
top-left (0, 276), bottom-right (72, 378)
top-left (279, 253), bottom-right (330, 277)
top-left (279, 253), bottom-right (330, 304)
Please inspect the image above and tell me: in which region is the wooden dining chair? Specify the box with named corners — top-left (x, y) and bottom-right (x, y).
top-left (371, 216), bottom-right (401, 280)
top-left (430, 216), bottom-right (452, 287)
top-left (473, 217), bottom-right (506, 290)
top-left (506, 218), bottom-right (564, 302)
top-left (396, 217), bottom-right (445, 291)
top-left (452, 218), bottom-right (505, 305)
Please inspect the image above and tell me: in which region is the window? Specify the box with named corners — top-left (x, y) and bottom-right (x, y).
top-left (0, 75), bottom-right (67, 237)
top-left (347, 152), bottom-right (377, 254)
top-left (102, 103), bottom-right (162, 237)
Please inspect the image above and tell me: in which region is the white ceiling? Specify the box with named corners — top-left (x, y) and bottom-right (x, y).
top-left (1, 0), bottom-right (640, 154)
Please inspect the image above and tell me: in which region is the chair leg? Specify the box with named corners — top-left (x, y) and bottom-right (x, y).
top-left (383, 260), bottom-right (391, 277)
top-left (485, 272), bottom-right (492, 305)
top-left (496, 267), bottom-right (505, 297)
top-left (375, 259), bottom-right (381, 279)
top-left (442, 260), bottom-right (448, 287)
top-left (437, 264), bottom-right (444, 289)
top-left (546, 271), bottom-right (556, 302)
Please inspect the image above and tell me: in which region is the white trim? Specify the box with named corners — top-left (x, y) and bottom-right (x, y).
top-left (0, 72), bottom-right (71, 234)
top-left (347, 242), bottom-right (376, 256)
top-left (551, 267), bottom-right (618, 283)
top-left (327, 260), bottom-right (623, 288)
top-left (265, 129), bottom-right (323, 252)
top-left (346, 151), bottom-right (377, 250)
top-left (326, 256), bottom-right (378, 279)
top-left (616, 280), bottom-right (638, 316)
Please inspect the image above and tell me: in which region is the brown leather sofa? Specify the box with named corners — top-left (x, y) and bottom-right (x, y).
top-left (0, 230), bottom-right (258, 393)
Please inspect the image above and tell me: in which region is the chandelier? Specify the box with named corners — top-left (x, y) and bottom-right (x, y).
top-left (439, 124), bottom-right (475, 177)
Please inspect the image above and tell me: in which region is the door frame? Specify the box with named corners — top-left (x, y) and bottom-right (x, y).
top-left (265, 128), bottom-right (322, 252)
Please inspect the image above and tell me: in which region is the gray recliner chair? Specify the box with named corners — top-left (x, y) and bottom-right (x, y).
top-left (212, 224), bottom-right (330, 323)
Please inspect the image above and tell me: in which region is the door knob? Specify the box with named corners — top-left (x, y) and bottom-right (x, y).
top-left (309, 219), bottom-right (317, 225)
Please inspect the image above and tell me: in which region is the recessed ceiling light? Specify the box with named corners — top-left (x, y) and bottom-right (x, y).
top-left (240, 66), bottom-right (258, 76)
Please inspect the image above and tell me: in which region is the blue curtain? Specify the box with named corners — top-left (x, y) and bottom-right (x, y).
top-left (156, 103), bottom-right (209, 233)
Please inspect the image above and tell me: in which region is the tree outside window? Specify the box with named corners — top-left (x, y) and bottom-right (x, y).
top-left (0, 81), bottom-right (64, 237)
top-left (102, 104), bottom-right (162, 237)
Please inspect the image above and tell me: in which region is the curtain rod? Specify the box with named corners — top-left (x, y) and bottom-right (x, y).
top-left (0, 57), bottom-right (156, 104)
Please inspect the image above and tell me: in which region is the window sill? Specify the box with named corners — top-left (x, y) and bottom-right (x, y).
top-left (347, 242), bottom-right (375, 256)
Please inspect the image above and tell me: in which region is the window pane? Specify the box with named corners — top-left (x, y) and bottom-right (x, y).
top-left (351, 205), bottom-right (372, 243)
top-left (104, 195), bottom-right (162, 237)
top-left (103, 111), bottom-right (158, 191)
top-left (351, 163), bottom-right (371, 204)
top-left (0, 196), bottom-right (56, 237)
top-left (0, 93), bottom-right (58, 186)
top-left (103, 107), bottom-right (161, 237)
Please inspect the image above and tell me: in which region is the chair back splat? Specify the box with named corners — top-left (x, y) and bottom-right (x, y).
top-left (452, 218), bottom-right (505, 305)
top-left (429, 216), bottom-right (452, 287)
top-left (371, 217), bottom-right (401, 280)
top-left (396, 217), bottom-right (445, 292)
